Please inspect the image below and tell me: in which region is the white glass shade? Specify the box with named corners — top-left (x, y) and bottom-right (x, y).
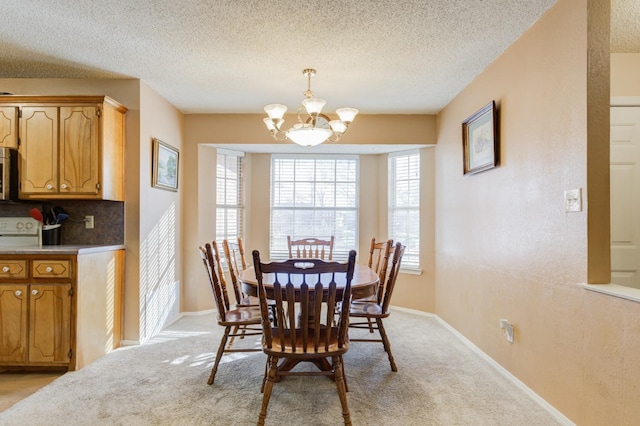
top-left (287, 127), bottom-right (332, 147)
top-left (263, 117), bottom-right (284, 131)
top-left (301, 98), bottom-right (326, 115)
top-left (336, 107), bottom-right (359, 123)
top-left (264, 104), bottom-right (287, 120)
top-left (263, 117), bottom-right (275, 130)
top-left (328, 120), bottom-right (346, 134)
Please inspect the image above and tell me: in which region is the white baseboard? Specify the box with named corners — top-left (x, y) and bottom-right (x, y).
top-left (180, 308), bottom-right (216, 316)
top-left (432, 314), bottom-right (575, 426)
top-left (389, 306), bottom-right (573, 425)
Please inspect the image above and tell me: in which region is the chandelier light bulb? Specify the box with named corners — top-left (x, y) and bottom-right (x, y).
top-left (328, 120), bottom-right (347, 134)
top-left (264, 104), bottom-right (287, 120)
top-left (336, 107), bottom-right (359, 123)
top-left (301, 98), bottom-right (326, 116)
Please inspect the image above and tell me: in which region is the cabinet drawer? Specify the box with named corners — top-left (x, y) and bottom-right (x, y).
top-left (0, 260), bottom-right (28, 278)
top-left (32, 260), bottom-right (71, 278)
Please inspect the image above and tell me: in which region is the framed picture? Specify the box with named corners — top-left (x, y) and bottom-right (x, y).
top-left (462, 101), bottom-right (498, 175)
top-left (152, 138), bottom-right (179, 191)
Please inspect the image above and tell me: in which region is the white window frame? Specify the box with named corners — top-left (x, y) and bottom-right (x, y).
top-left (270, 154), bottom-right (359, 260)
top-left (388, 150), bottom-right (421, 272)
top-left (216, 149), bottom-right (244, 243)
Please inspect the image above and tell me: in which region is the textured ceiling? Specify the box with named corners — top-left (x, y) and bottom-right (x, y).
top-left (0, 1), bottom-right (635, 115)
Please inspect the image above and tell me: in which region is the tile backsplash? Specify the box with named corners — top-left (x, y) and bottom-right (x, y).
top-left (0, 200), bottom-right (124, 245)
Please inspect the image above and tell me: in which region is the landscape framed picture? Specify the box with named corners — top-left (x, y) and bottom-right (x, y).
top-left (152, 138), bottom-right (179, 191)
top-left (462, 101), bottom-right (498, 175)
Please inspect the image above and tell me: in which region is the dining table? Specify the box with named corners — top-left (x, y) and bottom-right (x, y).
top-left (239, 263), bottom-right (380, 302)
top-left (239, 262), bottom-right (380, 373)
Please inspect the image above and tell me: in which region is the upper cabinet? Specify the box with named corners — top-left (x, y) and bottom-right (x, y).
top-left (0, 95), bottom-right (127, 201)
top-left (0, 106), bottom-right (18, 149)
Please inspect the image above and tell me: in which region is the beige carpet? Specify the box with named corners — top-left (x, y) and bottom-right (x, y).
top-left (0, 309), bottom-right (564, 425)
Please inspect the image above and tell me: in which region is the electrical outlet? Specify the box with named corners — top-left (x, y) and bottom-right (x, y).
top-left (499, 319), bottom-right (514, 344)
top-left (504, 323), bottom-right (514, 343)
top-left (85, 215), bottom-right (95, 229)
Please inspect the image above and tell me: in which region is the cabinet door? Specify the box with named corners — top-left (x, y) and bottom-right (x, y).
top-left (59, 106), bottom-right (99, 195)
top-left (0, 106), bottom-right (18, 149)
top-left (20, 107), bottom-right (58, 195)
top-left (28, 283), bottom-right (72, 364)
top-left (0, 284), bottom-right (28, 362)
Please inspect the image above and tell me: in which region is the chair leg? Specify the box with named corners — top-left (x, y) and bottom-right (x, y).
top-left (376, 318), bottom-right (397, 372)
top-left (227, 325), bottom-right (240, 347)
top-left (258, 356), bottom-right (279, 426)
top-left (332, 356), bottom-right (352, 425)
top-left (367, 317), bottom-right (375, 333)
top-left (208, 326), bottom-right (231, 385)
top-left (260, 356), bottom-right (270, 393)
top-left (339, 355), bottom-right (349, 392)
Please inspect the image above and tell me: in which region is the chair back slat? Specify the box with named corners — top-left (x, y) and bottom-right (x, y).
top-left (287, 236), bottom-right (335, 260)
top-left (299, 282), bottom-right (309, 351)
top-left (210, 242), bottom-right (233, 310)
top-left (223, 238), bottom-right (247, 305)
top-left (199, 243), bottom-right (229, 321)
top-left (252, 250), bottom-right (356, 355)
top-left (380, 243), bottom-right (405, 313)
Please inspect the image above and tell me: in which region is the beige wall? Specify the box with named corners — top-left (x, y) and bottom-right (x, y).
top-left (611, 53), bottom-right (640, 96)
top-left (435, 1), bottom-right (639, 425)
top-left (136, 82), bottom-right (184, 340)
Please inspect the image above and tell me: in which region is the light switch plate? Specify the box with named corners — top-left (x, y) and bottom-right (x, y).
top-left (564, 188), bottom-right (582, 212)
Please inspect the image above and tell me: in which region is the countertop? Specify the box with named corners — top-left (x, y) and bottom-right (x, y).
top-left (0, 244), bottom-right (126, 255)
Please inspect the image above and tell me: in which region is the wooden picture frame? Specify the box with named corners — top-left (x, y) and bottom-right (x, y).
top-left (152, 138), bottom-right (179, 191)
top-left (462, 101), bottom-right (498, 175)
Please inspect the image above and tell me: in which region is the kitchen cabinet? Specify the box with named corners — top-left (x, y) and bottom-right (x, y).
top-left (0, 267), bottom-right (72, 366)
top-left (0, 106), bottom-right (18, 149)
top-left (0, 248), bottom-right (124, 370)
top-left (0, 95), bottom-right (127, 201)
top-left (0, 283), bottom-right (28, 362)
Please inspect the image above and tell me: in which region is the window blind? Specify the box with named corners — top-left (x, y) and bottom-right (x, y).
top-left (270, 155), bottom-right (359, 260)
top-left (389, 150), bottom-right (420, 270)
top-left (216, 150), bottom-right (244, 242)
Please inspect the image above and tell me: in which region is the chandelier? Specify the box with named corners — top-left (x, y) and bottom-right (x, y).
top-left (263, 68), bottom-right (358, 147)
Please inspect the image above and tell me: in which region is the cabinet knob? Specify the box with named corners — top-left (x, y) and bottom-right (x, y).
top-left (2, 266), bottom-right (9, 273)
top-left (15, 290), bottom-right (22, 296)
top-left (32, 289), bottom-right (38, 295)
top-left (46, 184), bottom-right (54, 190)
top-left (61, 183), bottom-right (68, 189)
top-left (45, 266), bottom-right (53, 273)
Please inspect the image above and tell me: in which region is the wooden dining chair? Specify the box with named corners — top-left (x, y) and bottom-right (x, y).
top-left (287, 235), bottom-right (335, 260)
top-left (358, 237), bottom-right (393, 332)
top-left (349, 242), bottom-right (405, 372)
top-left (199, 242), bottom-right (262, 385)
top-left (252, 249), bottom-right (357, 426)
top-left (223, 238), bottom-right (278, 325)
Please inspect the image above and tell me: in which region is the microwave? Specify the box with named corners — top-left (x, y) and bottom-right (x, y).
top-left (0, 147), bottom-right (19, 201)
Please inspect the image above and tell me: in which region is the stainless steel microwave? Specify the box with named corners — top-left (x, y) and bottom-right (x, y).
top-left (0, 147), bottom-right (18, 201)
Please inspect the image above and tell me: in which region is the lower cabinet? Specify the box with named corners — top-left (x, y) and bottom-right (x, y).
top-left (0, 281), bottom-right (72, 367)
top-left (29, 283), bottom-right (72, 364)
top-left (0, 283), bottom-right (28, 363)
top-left (0, 250), bottom-right (123, 371)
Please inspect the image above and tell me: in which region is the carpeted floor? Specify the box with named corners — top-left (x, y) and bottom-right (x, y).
top-left (0, 309), bottom-right (564, 425)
